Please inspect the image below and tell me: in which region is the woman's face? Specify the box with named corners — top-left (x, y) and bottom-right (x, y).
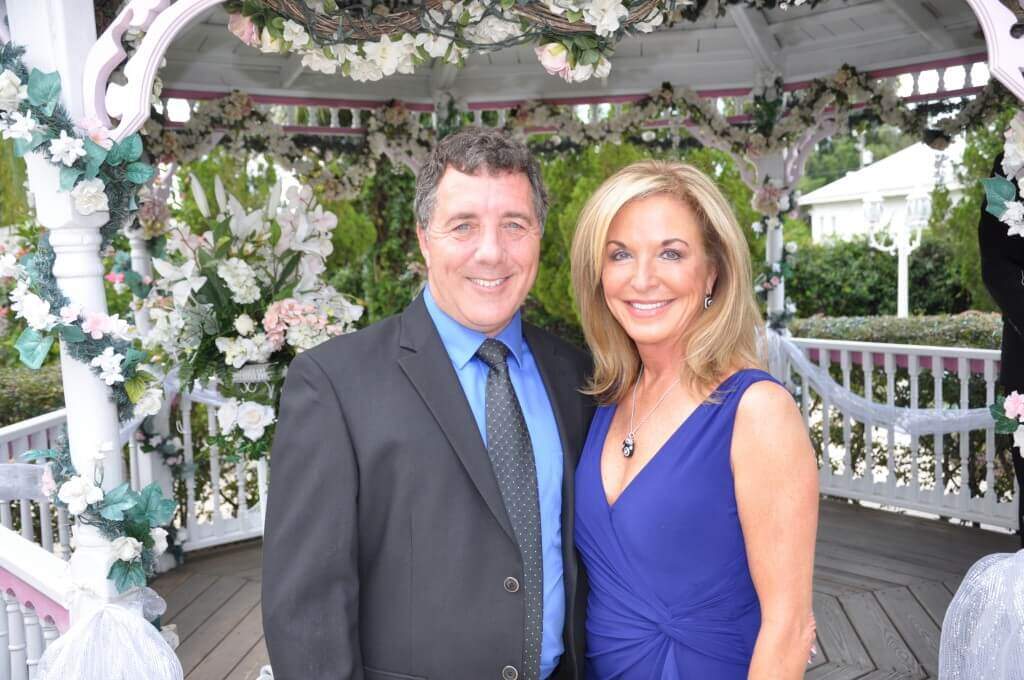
top-left (601, 193), bottom-right (717, 352)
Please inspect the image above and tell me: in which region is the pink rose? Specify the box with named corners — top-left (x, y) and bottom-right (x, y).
top-left (1005, 391), bottom-right (1024, 421)
top-left (0, 306), bottom-right (7, 318)
top-left (104, 271), bottom-right (125, 284)
top-left (77, 117), bottom-right (113, 150)
top-left (535, 43), bottom-right (572, 81)
top-left (82, 312), bottom-right (109, 339)
top-left (228, 13), bottom-right (260, 47)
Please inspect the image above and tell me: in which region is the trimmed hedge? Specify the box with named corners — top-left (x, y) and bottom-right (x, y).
top-left (790, 311), bottom-right (1002, 350)
top-left (0, 362), bottom-right (64, 427)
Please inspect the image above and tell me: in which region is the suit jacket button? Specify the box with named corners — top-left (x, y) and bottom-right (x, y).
top-left (502, 665), bottom-right (519, 680)
top-left (503, 577), bottom-right (520, 593)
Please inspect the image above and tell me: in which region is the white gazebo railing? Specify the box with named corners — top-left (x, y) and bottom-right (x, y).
top-left (775, 336), bottom-right (1015, 530)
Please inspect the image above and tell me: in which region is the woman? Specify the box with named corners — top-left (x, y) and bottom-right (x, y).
top-left (570, 161), bottom-right (818, 679)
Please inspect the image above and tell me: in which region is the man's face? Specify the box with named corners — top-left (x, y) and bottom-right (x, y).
top-left (417, 166), bottom-right (542, 336)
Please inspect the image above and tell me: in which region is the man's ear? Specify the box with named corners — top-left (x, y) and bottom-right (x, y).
top-left (416, 225), bottom-right (431, 269)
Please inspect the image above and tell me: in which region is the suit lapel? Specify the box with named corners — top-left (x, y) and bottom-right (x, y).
top-left (397, 296), bottom-right (516, 542)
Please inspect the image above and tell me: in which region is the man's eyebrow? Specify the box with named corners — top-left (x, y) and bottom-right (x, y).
top-left (502, 211), bottom-right (536, 222)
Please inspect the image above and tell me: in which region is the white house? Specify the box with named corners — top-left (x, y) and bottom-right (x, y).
top-left (798, 139), bottom-right (965, 244)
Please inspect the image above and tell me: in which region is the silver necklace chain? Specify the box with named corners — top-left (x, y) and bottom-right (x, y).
top-left (622, 366), bottom-right (681, 458)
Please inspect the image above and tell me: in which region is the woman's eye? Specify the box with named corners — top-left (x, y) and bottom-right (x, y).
top-left (610, 249), bottom-right (630, 261)
top-left (660, 249), bottom-right (682, 260)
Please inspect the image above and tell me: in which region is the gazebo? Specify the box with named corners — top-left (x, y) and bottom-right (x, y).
top-left (0, 0), bottom-right (1022, 678)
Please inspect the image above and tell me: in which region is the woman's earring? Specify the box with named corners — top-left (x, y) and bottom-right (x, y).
top-left (703, 294), bottom-right (714, 310)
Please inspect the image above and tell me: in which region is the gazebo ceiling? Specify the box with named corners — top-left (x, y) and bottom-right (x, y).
top-left (161, 0), bottom-right (986, 104)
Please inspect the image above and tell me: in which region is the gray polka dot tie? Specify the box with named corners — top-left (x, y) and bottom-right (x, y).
top-left (476, 338), bottom-right (543, 680)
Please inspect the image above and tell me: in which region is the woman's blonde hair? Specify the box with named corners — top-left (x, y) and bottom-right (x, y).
top-left (570, 160), bottom-right (766, 405)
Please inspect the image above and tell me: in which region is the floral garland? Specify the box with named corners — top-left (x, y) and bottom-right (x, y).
top-left (225, 0), bottom-right (819, 83)
top-left (0, 42), bottom-right (159, 422)
top-left (22, 431), bottom-right (176, 592)
top-left (991, 392), bottom-right (1024, 453)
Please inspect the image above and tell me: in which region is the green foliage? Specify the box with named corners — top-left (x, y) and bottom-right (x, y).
top-left (328, 158), bottom-right (423, 324)
top-left (798, 126), bottom-right (915, 194)
top-left (0, 362), bottom-right (64, 426)
top-left (0, 140), bottom-right (30, 225)
top-left (786, 234), bottom-right (970, 318)
top-left (790, 311), bottom-right (1001, 349)
top-left (175, 147), bottom-right (279, 225)
top-left (928, 104), bottom-right (1019, 312)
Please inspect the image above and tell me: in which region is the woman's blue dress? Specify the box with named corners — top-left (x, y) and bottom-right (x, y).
top-left (575, 369), bottom-right (781, 680)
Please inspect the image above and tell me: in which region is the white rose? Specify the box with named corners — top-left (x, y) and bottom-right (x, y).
top-left (71, 178), bottom-right (109, 216)
top-left (593, 56), bottom-right (612, 80)
top-left (0, 251), bottom-right (21, 278)
top-left (111, 536), bottom-right (143, 562)
top-left (14, 292), bottom-right (57, 330)
top-left (57, 476), bottom-right (104, 515)
top-left (259, 27), bottom-right (284, 53)
top-left (217, 398), bottom-right (240, 434)
top-left (236, 401), bottom-right (275, 441)
top-left (234, 313), bottom-right (255, 336)
top-left (282, 20), bottom-right (310, 47)
top-left (135, 387), bottom-right (164, 417)
top-left (150, 527), bottom-right (169, 557)
top-left (785, 241), bottom-right (799, 254)
top-left (301, 50), bottom-right (338, 75)
top-left (0, 70), bottom-right (27, 111)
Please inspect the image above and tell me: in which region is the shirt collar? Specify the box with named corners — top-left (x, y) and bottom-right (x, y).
top-left (423, 284), bottom-right (525, 370)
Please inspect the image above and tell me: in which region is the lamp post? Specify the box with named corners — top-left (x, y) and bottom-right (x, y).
top-left (863, 190), bottom-right (929, 318)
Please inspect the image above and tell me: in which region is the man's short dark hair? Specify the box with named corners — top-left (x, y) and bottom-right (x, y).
top-left (414, 127), bottom-right (548, 231)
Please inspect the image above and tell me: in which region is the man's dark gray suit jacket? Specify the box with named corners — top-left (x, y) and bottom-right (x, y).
top-left (262, 294), bottom-right (595, 680)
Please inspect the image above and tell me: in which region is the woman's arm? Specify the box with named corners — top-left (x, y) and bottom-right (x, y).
top-left (732, 379), bottom-right (819, 680)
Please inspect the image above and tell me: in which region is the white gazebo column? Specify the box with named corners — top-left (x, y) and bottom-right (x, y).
top-left (9, 1), bottom-right (125, 609)
top-left (128, 229), bottom-right (153, 334)
top-left (755, 151), bottom-right (787, 321)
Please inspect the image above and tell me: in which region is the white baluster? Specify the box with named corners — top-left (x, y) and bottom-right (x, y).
top-left (884, 353), bottom-right (896, 493)
top-left (957, 357), bottom-right (970, 513)
top-left (39, 618), bottom-right (57, 651)
top-left (129, 438), bottom-right (141, 491)
top-left (207, 402), bottom-right (222, 532)
top-left (329, 108), bottom-right (339, 128)
top-left (862, 351), bottom-right (874, 495)
top-left (937, 67), bottom-right (946, 94)
top-left (908, 355), bottom-right (921, 500)
top-left (0, 590), bottom-right (9, 680)
top-left (352, 109), bottom-right (362, 128)
top-left (20, 604), bottom-right (41, 679)
top-left (840, 349), bottom-right (852, 490)
top-left (984, 360), bottom-right (997, 515)
top-left (473, 109), bottom-right (482, 125)
top-left (5, 592), bottom-right (26, 680)
top-left (55, 508), bottom-right (70, 561)
top-left (236, 460), bottom-right (248, 518)
top-left (933, 354), bottom-right (945, 503)
top-left (181, 393), bottom-right (196, 547)
top-left (497, 109), bottom-right (507, 127)
top-left (818, 348), bottom-right (833, 488)
top-left (257, 458), bottom-right (269, 527)
top-left (0, 502), bottom-right (11, 530)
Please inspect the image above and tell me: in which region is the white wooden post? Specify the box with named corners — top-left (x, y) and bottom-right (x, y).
top-left (8, 1), bottom-right (124, 611)
top-left (755, 152), bottom-right (786, 321)
top-left (128, 230), bottom-right (152, 335)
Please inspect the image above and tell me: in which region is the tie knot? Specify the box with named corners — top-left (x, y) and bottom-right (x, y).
top-left (476, 338), bottom-right (510, 370)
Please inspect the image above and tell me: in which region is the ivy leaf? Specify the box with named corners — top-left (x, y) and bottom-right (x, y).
top-left (275, 251), bottom-right (301, 289)
top-left (58, 324), bottom-right (86, 343)
top-left (579, 49), bottom-right (600, 66)
top-left (124, 374), bottom-right (149, 403)
top-left (13, 130), bottom-right (48, 157)
top-left (122, 346), bottom-right (149, 374)
top-left (125, 162), bottom-right (155, 185)
top-left (107, 133), bottom-right (143, 165)
top-left (27, 69), bottom-right (61, 116)
top-left (98, 482), bottom-right (139, 521)
top-left (982, 176), bottom-right (1017, 220)
top-left (990, 403), bottom-right (1021, 435)
top-left (133, 483), bottom-right (176, 527)
top-left (59, 166), bottom-right (83, 192)
top-left (15, 328), bottom-right (54, 369)
top-left (108, 559), bottom-right (147, 593)
top-left (20, 448), bottom-right (56, 462)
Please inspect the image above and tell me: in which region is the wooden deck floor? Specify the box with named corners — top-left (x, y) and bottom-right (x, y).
top-left (151, 498), bottom-right (1020, 680)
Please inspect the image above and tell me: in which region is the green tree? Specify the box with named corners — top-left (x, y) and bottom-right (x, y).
top-left (799, 127), bottom-right (916, 194)
top-left (928, 103), bottom-right (1018, 311)
top-left (0, 139), bottom-right (30, 226)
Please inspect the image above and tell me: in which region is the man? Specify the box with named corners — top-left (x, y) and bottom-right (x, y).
top-left (262, 127), bottom-right (594, 680)
top-left (979, 152), bottom-right (1024, 546)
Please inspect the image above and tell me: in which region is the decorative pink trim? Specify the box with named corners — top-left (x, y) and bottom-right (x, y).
top-left (0, 567), bottom-right (70, 633)
top-left (805, 348), bottom-right (999, 376)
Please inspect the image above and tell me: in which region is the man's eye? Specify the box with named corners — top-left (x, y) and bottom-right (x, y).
top-left (452, 223), bottom-right (473, 232)
top-left (504, 222), bottom-right (525, 231)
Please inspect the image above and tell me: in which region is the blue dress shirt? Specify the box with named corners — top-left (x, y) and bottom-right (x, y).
top-left (423, 286), bottom-right (565, 679)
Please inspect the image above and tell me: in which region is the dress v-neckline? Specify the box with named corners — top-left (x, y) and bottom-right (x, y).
top-left (599, 369), bottom-right (749, 509)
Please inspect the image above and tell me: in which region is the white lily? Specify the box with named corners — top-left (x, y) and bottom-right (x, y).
top-left (152, 258), bottom-right (207, 306)
top-left (189, 173), bottom-right (211, 218)
top-left (227, 195), bottom-right (264, 241)
top-left (214, 175), bottom-right (228, 216)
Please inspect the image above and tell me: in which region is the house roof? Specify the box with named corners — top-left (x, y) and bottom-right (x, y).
top-left (798, 139), bottom-right (966, 207)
